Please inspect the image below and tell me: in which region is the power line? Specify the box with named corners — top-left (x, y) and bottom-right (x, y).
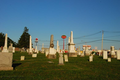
top-left (104, 31), bottom-right (120, 33)
top-left (73, 31), bottom-right (101, 39)
top-left (104, 39), bottom-right (120, 42)
top-left (75, 39), bottom-right (102, 44)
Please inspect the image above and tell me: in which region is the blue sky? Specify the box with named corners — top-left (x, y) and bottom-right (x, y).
top-left (0, 0), bottom-right (120, 50)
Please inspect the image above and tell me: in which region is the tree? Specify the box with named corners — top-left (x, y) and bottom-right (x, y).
top-left (0, 32), bottom-right (5, 47)
top-left (18, 27), bottom-right (30, 48)
top-left (0, 32), bottom-right (17, 47)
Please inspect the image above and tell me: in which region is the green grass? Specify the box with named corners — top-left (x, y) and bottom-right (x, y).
top-left (0, 52), bottom-right (120, 80)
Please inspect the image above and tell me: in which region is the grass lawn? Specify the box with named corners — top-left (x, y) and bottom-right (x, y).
top-left (0, 51), bottom-right (120, 80)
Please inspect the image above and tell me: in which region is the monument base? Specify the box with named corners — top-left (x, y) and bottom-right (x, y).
top-left (0, 52), bottom-right (13, 71)
top-left (0, 67), bottom-right (13, 71)
top-left (67, 52), bottom-right (77, 57)
top-left (47, 54), bottom-right (56, 59)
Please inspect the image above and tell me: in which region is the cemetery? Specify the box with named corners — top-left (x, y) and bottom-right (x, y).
top-left (0, 31), bottom-right (120, 80)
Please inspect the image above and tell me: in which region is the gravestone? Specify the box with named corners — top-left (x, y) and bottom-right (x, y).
top-left (32, 54), bottom-right (37, 57)
top-left (80, 51), bottom-right (85, 57)
top-left (110, 46), bottom-right (115, 58)
top-left (117, 50), bottom-right (120, 60)
top-left (68, 31), bottom-right (77, 57)
top-left (59, 53), bottom-right (64, 65)
top-left (47, 35), bottom-right (56, 59)
top-left (85, 46), bottom-right (90, 56)
top-left (0, 52), bottom-right (13, 70)
top-left (103, 51), bottom-right (108, 59)
top-left (21, 56), bottom-right (25, 61)
top-left (21, 47), bottom-right (25, 52)
top-left (64, 54), bottom-right (68, 62)
top-left (77, 46), bottom-right (81, 55)
top-left (29, 36), bottom-right (33, 54)
top-left (45, 49), bottom-right (49, 57)
top-left (2, 33), bottom-right (8, 52)
top-left (8, 43), bottom-right (13, 53)
top-left (108, 58), bottom-right (111, 62)
top-left (89, 55), bottom-right (93, 62)
top-left (13, 47), bottom-right (15, 53)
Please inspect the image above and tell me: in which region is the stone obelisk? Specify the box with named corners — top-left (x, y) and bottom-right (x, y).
top-left (68, 31), bottom-right (77, 57)
top-left (48, 35), bottom-right (56, 59)
top-left (29, 36), bottom-right (33, 54)
top-left (2, 33), bottom-right (8, 52)
top-left (57, 41), bottom-right (60, 53)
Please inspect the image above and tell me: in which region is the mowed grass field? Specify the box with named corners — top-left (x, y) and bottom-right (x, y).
top-left (0, 51), bottom-right (120, 80)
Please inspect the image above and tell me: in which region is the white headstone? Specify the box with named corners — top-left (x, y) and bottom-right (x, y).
top-left (2, 33), bottom-right (8, 52)
top-left (45, 49), bottom-right (49, 57)
top-left (110, 46), bottom-right (115, 57)
top-left (89, 55), bottom-right (93, 62)
top-left (103, 51), bottom-right (108, 59)
top-left (32, 54), bottom-right (37, 57)
top-left (117, 50), bottom-right (120, 60)
top-left (13, 47), bottom-right (15, 53)
top-left (64, 54), bottom-right (68, 62)
top-left (21, 56), bottom-right (25, 60)
top-left (29, 36), bottom-right (33, 54)
top-left (59, 53), bottom-right (64, 65)
top-left (108, 58), bottom-right (111, 62)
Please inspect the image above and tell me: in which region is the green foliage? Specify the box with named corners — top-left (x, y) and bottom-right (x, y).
top-left (18, 27), bottom-right (30, 48)
top-left (0, 32), bottom-right (5, 47)
top-left (0, 32), bottom-right (17, 47)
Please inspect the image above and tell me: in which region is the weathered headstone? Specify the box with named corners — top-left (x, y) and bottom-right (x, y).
top-left (108, 58), bottom-right (111, 62)
top-left (8, 43), bottom-right (13, 53)
top-left (80, 50), bottom-right (85, 57)
top-left (45, 49), bottom-right (49, 57)
top-left (2, 33), bottom-right (8, 52)
top-left (110, 46), bottom-right (115, 58)
top-left (89, 55), bottom-right (93, 62)
top-left (103, 51), bottom-right (108, 59)
top-left (32, 54), bottom-right (37, 57)
top-left (21, 47), bottom-right (25, 52)
top-left (59, 53), bottom-right (64, 65)
top-left (68, 31), bottom-right (77, 57)
top-left (0, 52), bottom-right (13, 70)
top-left (64, 54), bottom-right (68, 62)
top-left (85, 46), bottom-right (90, 56)
top-left (13, 47), bottom-right (15, 53)
top-left (21, 56), bottom-right (25, 61)
top-left (117, 50), bottom-right (120, 60)
top-left (47, 35), bottom-right (56, 59)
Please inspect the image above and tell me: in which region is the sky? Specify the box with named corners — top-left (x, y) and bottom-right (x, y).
top-left (0, 0), bottom-right (120, 50)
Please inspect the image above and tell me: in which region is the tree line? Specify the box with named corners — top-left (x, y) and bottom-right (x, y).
top-left (0, 27), bottom-right (30, 48)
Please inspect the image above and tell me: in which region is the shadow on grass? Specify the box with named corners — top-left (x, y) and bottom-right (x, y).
top-left (12, 63), bottom-right (22, 70)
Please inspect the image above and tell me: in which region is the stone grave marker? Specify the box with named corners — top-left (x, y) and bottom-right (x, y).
top-left (21, 56), bottom-right (25, 61)
top-left (117, 50), bottom-right (120, 60)
top-left (32, 54), bottom-right (37, 57)
top-left (0, 52), bottom-right (13, 70)
top-left (89, 55), bottom-right (93, 62)
top-left (108, 58), bottom-right (111, 62)
top-left (64, 54), bottom-right (68, 62)
top-left (47, 35), bottom-right (56, 59)
top-left (58, 53), bottom-right (64, 65)
top-left (103, 51), bottom-right (108, 59)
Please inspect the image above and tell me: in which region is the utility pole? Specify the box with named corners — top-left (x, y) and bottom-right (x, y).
top-left (101, 30), bottom-right (104, 52)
